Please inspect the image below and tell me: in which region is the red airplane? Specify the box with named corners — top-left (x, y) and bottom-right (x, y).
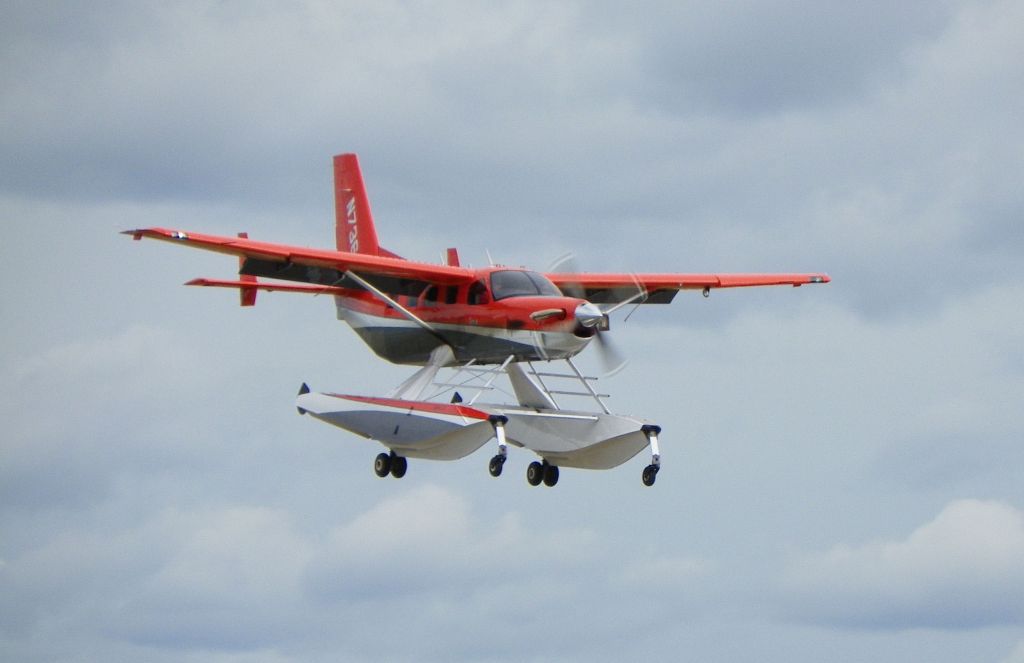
top-left (126, 154), bottom-right (829, 487)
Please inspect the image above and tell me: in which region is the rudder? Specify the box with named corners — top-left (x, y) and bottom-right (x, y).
top-left (334, 153), bottom-right (381, 255)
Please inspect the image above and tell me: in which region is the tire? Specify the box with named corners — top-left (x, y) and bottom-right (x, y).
top-left (527, 461), bottom-right (544, 486)
top-left (489, 455), bottom-right (505, 477)
top-left (543, 464), bottom-right (559, 487)
top-left (642, 464), bottom-right (658, 486)
top-left (374, 452), bottom-right (392, 478)
top-left (390, 455), bottom-right (408, 478)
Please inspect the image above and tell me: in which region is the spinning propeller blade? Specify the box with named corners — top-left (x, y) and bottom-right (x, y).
top-left (550, 252), bottom-right (629, 376)
top-left (593, 328), bottom-right (628, 376)
top-left (549, 252), bottom-right (586, 299)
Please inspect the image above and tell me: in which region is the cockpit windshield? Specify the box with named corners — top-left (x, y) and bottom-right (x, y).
top-left (489, 270), bottom-right (563, 300)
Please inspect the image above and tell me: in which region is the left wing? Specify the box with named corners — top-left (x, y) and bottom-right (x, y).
top-left (545, 271), bottom-right (831, 305)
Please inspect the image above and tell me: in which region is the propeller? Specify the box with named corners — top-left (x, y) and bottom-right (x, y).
top-left (549, 253), bottom-right (630, 376)
top-left (592, 328), bottom-right (628, 376)
top-left (549, 252), bottom-right (585, 299)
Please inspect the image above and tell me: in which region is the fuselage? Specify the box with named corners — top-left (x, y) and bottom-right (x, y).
top-left (333, 267), bottom-right (600, 365)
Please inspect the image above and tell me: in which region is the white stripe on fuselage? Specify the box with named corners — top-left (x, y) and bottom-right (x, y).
top-left (334, 303), bottom-right (590, 361)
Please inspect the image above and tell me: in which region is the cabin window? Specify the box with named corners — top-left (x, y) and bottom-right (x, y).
top-left (490, 270), bottom-right (562, 300)
top-left (445, 286), bottom-right (458, 305)
top-left (468, 281), bottom-right (489, 305)
top-left (422, 285), bottom-right (439, 304)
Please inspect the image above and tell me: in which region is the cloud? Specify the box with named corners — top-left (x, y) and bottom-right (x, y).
top-left (0, 484), bottom-right (624, 659)
top-left (110, 506), bottom-right (313, 650)
top-left (1002, 640), bottom-right (1024, 663)
top-left (0, 324), bottom-right (205, 511)
top-left (305, 484), bottom-right (596, 603)
top-left (613, 554), bottom-right (713, 593)
top-left (780, 499), bottom-right (1024, 629)
top-left (622, 1), bottom-right (955, 114)
top-left (0, 503), bottom-right (313, 654)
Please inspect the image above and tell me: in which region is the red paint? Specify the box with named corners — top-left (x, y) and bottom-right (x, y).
top-left (334, 154), bottom-right (381, 256)
top-left (546, 272), bottom-right (831, 290)
top-left (328, 393), bottom-right (491, 420)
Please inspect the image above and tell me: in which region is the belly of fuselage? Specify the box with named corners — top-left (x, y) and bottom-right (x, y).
top-left (336, 307), bottom-right (587, 366)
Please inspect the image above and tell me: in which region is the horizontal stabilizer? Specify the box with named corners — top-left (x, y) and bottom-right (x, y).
top-left (185, 278), bottom-right (348, 296)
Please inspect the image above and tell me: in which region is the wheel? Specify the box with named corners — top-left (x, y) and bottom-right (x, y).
top-left (543, 464), bottom-right (559, 487)
top-left (526, 461), bottom-right (544, 486)
top-left (390, 455), bottom-right (408, 478)
top-left (642, 464), bottom-right (659, 486)
top-left (374, 452), bottom-right (392, 478)
top-left (488, 455), bottom-right (505, 477)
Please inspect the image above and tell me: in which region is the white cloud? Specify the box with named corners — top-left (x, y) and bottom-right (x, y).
top-left (1001, 640), bottom-right (1024, 663)
top-left (305, 484), bottom-right (596, 602)
top-left (613, 554), bottom-right (713, 593)
top-left (12, 324), bottom-right (179, 384)
top-left (0, 484), bottom-right (610, 658)
top-left (0, 324), bottom-right (205, 511)
top-left (110, 506), bottom-right (313, 650)
top-left (781, 499), bottom-right (1024, 629)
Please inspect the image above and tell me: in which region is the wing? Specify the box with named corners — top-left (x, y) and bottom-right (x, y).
top-left (125, 227), bottom-right (477, 291)
top-left (545, 271), bottom-right (831, 305)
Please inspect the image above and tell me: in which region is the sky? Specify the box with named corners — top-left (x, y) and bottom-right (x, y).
top-left (2, 1), bottom-right (1023, 661)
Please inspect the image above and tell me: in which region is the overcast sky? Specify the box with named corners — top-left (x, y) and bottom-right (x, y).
top-left (2, 1), bottom-right (1023, 661)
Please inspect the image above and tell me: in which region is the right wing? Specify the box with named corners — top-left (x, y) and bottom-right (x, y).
top-left (545, 271), bottom-right (831, 304)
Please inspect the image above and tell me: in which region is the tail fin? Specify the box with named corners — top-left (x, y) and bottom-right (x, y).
top-left (333, 153), bottom-right (381, 255)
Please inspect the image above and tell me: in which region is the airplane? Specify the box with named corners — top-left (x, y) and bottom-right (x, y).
top-left (125, 153), bottom-right (829, 487)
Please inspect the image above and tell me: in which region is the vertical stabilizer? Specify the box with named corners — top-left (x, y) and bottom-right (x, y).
top-left (334, 153), bottom-right (381, 255)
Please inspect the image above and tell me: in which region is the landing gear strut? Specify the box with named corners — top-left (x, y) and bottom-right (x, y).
top-left (374, 451), bottom-right (407, 479)
top-left (488, 415), bottom-right (509, 478)
top-left (641, 424), bottom-right (661, 487)
top-left (527, 460), bottom-right (559, 487)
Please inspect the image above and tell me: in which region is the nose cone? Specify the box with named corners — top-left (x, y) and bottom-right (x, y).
top-left (574, 301), bottom-right (605, 329)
